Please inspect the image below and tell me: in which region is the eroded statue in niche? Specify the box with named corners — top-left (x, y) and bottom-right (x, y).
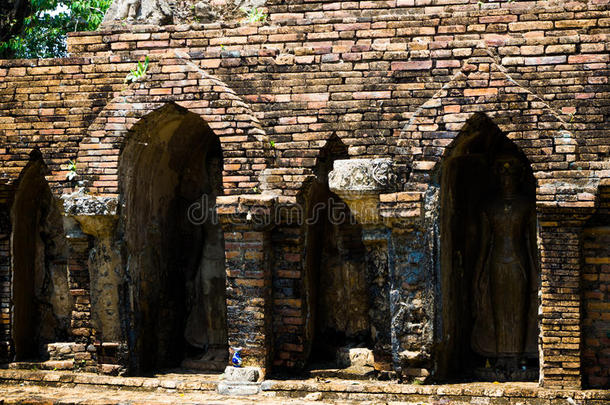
top-left (471, 156), bottom-right (538, 373)
top-left (183, 156), bottom-right (227, 365)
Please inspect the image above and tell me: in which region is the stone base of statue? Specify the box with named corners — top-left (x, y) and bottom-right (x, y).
top-left (217, 366), bottom-right (262, 396)
top-left (181, 348), bottom-right (227, 371)
top-left (474, 364), bottom-right (538, 382)
top-left (181, 358), bottom-right (226, 372)
top-left (223, 366), bottom-right (261, 382)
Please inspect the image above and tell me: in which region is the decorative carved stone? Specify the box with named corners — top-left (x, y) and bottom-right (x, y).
top-left (102, 0), bottom-right (173, 25)
top-left (328, 158), bottom-right (397, 194)
top-left (328, 158), bottom-right (397, 225)
top-left (101, 0), bottom-right (267, 26)
top-left (62, 189), bottom-right (118, 218)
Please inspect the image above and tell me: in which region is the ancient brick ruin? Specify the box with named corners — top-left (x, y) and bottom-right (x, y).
top-left (0, 0), bottom-right (608, 392)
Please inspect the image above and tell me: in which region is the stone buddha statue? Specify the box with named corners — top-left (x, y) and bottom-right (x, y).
top-left (471, 156), bottom-right (538, 370)
top-left (183, 156), bottom-right (227, 367)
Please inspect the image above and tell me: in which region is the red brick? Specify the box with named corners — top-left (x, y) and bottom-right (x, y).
top-left (391, 60), bottom-right (432, 70)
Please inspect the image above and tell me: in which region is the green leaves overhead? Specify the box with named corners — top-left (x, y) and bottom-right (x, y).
top-left (0, 0), bottom-right (112, 59)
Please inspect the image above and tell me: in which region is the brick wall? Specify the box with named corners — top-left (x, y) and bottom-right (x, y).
top-left (0, 57), bottom-right (116, 195)
top-left (581, 186), bottom-right (610, 389)
top-left (582, 226), bottom-right (610, 389)
top-left (265, 0), bottom-right (564, 18)
top-left (218, 196), bottom-right (276, 371)
top-left (0, 0), bottom-right (608, 385)
top-left (67, 237), bottom-right (94, 343)
top-left (0, 2), bottom-right (606, 195)
top-left (271, 223), bottom-right (306, 369)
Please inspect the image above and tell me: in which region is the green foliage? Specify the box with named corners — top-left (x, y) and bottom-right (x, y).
top-left (241, 7), bottom-right (267, 24)
top-left (568, 112), bottom-right (575, 123)
top-left (124, 56), bottom-right (149, 83)
top-left (66, 159), bottom-right (77, 180)
top-left (0, 0), bottom-right (112, 59)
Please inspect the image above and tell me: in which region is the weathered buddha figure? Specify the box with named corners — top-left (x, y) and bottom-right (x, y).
top-left (472, 157), bottom-right (538, 366)
top-left (183, 156), bottom-right (227, 363)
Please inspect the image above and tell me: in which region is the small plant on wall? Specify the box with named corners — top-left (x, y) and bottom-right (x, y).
top-left (241, 7), bottom-right (267, 24)
top-left (124, 56), bottom-right (149, 84)
top-left (66, 159), bottom-right (78, 181)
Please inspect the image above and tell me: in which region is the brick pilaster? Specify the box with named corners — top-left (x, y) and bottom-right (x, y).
top-left (218, 195), bottom-right (275, 375)
top-left (271, 223), bottom-right (305, 369)
top-left (539, 214), bottom-right (585, 388)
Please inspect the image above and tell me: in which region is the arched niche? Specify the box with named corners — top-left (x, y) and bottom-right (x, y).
top-left (437, 114), bottom-right (540, 381)
top-left (302, 136), bottom-right (372, 371)
top-left (11, 152), bottom-right (71, 361)
top-left (119, 103), bottom-right (227, 374)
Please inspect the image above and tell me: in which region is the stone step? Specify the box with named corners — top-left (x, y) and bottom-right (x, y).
top-left (261, 379), bottom-right (610, 403)
top-left (0, 369), bottom-right (608, 404)
top-left (0, 368), bottom-right (220, 392)
top-left (308, 365), bottom-right (377, 380)
top-left (7, 360), bottom-right (76, 371)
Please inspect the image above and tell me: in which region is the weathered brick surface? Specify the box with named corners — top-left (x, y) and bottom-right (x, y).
top-left (0, 0), bottom-right (608, 387)
top-left (581, 186), bottom-right (610, 389)
top-left (582, 227), bottom-right (610, 389)
top-left (538, 219), bottom-right (585, 388)
top-left (271, 223), bottom-right (306, 369)
top-left (0, 186), bottom-right (12, 361)
top-left (66, 237), bottom-right (94, 345)
top-left (217, 195), bottom-right (275, 371)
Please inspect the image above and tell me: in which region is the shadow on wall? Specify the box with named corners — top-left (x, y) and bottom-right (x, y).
top-left (581, 185), bottom-right (610, 389)
top-left (11, 150), bottom-right (71, 361)
top-left (118, 103), bottom-right (228, 374)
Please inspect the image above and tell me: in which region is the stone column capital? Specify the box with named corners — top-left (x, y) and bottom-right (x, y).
top-left (61, 190), bottom-right (119, 238)
top-left (328, 158), bottom-right (398, 225)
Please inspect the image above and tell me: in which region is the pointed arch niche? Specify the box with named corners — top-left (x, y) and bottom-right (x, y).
top-left (302, 135), bottom-right (372, 369)
top-left (11, 152), bottom-right (71, 361)
top-left (437, 114), bottom-right (540, 381)
top-left (119, 103), bottom-right (227, 374)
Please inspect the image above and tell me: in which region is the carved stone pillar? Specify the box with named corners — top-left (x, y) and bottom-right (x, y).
top-left (389, 223), bottom-right (435, 380)
top-left (329, 159), bottom-right (398, 372)
top-left (63, 192), bottom-right (125, 372)
top-left (361, 227), bottom-right (393, 371)
top-left (329, 159), bottom-right (435, 380)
